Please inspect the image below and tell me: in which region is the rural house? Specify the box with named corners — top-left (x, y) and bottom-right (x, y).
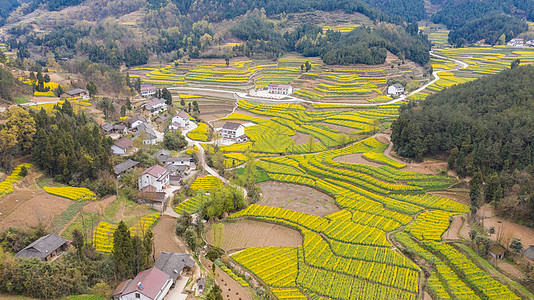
top-left (138, 165), bottom-right (170, 192)
top-left (143, 98), bottom-right (167, 113)
top-left (140, 84), bottom-right (157, 97)
top-left (153, 150), bottom-right (171, 163)
top-left (112, 122), bottom-right (128, 134)
top-left (169, 111), bottom-right (190, 130)
top-left (387, 84), bottom-right (405, 96)
top-left (129, 116), bottom-right (148, 130)
top-left (61, 88), bottom-right (89, 99)
top-left (102, 123), bottom-right (113, 134)
top-left (112, 137), bottom-right (133, 155)
top-left (507, 38), bottom-right (524, 47)
top-left (114, 159), bottom-right (140, 177)
top-left (135, 123), bottom-right (158, 145)
top-left (268, 83), bottom-right (293, 95)
top-left (221, 122), bottom-right (245, 140)
top-left (15, 233), bottom-right (70, 261)
top-left (115, 268), bottom-right (172, 300)
top-left (154, 252), bottom-right (195, 285)
top-left (137, 190), bottom-right (167, 211)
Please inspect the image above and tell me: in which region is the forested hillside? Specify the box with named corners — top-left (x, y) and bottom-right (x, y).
top-left (448, 13), bottom-right (528, 46)
top-left (391, 65), bottom-right (534, 226)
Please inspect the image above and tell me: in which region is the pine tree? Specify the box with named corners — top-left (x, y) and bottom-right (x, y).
top-left (113, 221), bottom-right (134, 278)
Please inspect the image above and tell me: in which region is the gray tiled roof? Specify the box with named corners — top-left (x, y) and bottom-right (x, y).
top-left (15, 233), bottom-right (68, 260)
top-left (154, 252), bottom-right (195, 282)
top-left (114, 159), bottom-right (140, 175)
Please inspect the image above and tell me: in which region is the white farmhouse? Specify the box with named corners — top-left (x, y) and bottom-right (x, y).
top-left (221, 122), bottom-right (245, 140)
top-left (169, 111), bottom-right (190, 130)
top-left (129, 116), bottom-right (148, 130)
top-left (387, 84), bottom-right (405, 96)
top-left (268, 84), bottom-right (293, 95)
top-left (135, 123), bottom-right (158, 145)
top-left (111, 137), bottom-right (133, 155)
top-left (114, 268), bottom-right (172, 300)
top-left (507, 38), bottom-right (524, 47)
top-left (143, 98), bottom-right (167, 113)
top-left (138, 165), bottom-right (170, 192)
top-left (140, 85), bottom-right (157, 97)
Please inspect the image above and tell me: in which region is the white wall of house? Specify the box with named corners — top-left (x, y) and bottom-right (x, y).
top-left (111, 145), bottom-right (127, 156)
top-left (131, 120), bottom-right (145, 129)
top-left (138, 174), bottom-right (169, 192)
top-left (171, 115), bottom-right (189, 128)
top-left (236, 126), bottom-right (245, 137)
top-left (168, 160), bottom-right (190, 167)
top-left (143, 138), bottom-right (157, 145)
top-left (120, 292), bottom-right (152, 300)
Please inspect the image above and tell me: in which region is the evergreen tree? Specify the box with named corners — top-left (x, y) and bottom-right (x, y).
top-left (86, 81), bottom-right (97, 98)
top-left (162, 87), bottom-right (172, 105)
top-left (112, 221), bottom-right (134, 278)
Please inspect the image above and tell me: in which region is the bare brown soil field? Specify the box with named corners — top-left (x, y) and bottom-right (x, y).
top-left (260, 181), bottom-right (339, 217)
top-left (478, 205), bottom-right (534, 247)
top-left (206, 220), bottom-right (303, 252)
top-left (291, 132), bottom-right (320, 145)
top-left (430, 188), bottom-right (470, 206)
top-left (83, 195), bottom-right (115, 214)
top-left (152, 216), bottom-right (186, 257)
top-left (0, 189), bottom-right (71, 231)
top-left (443, 214), bottom-right (465, 240)
top-left (401, 160), bottom-right (448, 175)
top-left (200, 256), bottom-right (252, 300)
top-left (333, 152), bottom-right (383, 167)
top-left (320, 122), bottom-right (357, 134)
top-left (498, 261), bottom-right (524, 279)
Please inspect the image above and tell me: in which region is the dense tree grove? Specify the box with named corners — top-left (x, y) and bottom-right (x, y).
top-left (30, 104), bottom-right (113, 184)
top-left (391, 65), bottom-right (534, 226)
top-left (284, 23), bottom-right (430, 65)
top-left (448, 13), bottom-right (528, 46)
top-left (363, 0), bottom-right (425, 22)
top-left (432, 0), bottom-right (534, 28)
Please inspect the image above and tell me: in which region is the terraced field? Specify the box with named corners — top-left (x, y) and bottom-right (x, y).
top-left (217, 101), bottom-right (520, 300)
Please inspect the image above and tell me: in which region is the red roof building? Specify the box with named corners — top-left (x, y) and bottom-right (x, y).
top-left (119, 268), bottom-right (172, 300)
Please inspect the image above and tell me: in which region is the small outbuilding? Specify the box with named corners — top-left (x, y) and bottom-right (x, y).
top-left (114, 159), bottom-right (140, 177)
top-left (15, 233), bottom-right (70, 261)
top-left (489, 244), bottom-right (506, 260)
top-left (523, 245), bottom-right (534, 262)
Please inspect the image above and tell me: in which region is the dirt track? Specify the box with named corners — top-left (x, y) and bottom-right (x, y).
top-left (152, 216), bottom-right (186, 257)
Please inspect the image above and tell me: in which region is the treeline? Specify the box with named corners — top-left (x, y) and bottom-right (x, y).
top-left (431, 0), bottom-right (534, 46)
top-left (0, 0), bottom-right (18, 26)
top-left (391, 65), bottom-right (534, 226)
top-left (448, 13), bottom-right (528, 46)
top-left (363, 0), bottom-right (425, 22)
top-left (282, 23), bottom-right (430, 65)
top-left (164, 0), bottom-right (397, 23)
top-left (30, 104), bottom-right (113, 185)
top-left (432, 0), bottom-right (534, 28)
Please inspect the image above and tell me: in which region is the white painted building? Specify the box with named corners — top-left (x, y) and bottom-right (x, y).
top-left (169, 111), bottom-right (190, 130)
top-left (143, 98), bottom-right (167, 113)
top-left (129, 116), bottom-right (148, 130)
top-left (140, 85), bottom-right (157, 97)
top-left (221, 122), bottom-right (245, 140)
top-left (507, 38), bottom-right (524, 47)
top-left (111, 137), bottom-right (133, 155)
top-left (135, 123), bottom-right (158, 145)
top-left (387, 84), bottom-right (405, 96)
top-left (268, 84), bottom-right (293, 95)
top-left (138, 165), bottom-right (170, 192)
